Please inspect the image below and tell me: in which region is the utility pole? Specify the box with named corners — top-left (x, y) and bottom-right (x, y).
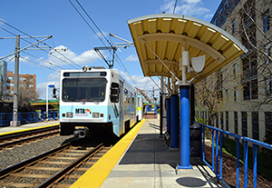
top-left (0, 35), bottom-right (52, 126)
top-left (11, 35), bottom-right (20, 126)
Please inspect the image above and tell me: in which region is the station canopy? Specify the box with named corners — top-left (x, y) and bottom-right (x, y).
top-left (127, 14), bottom-right (248, 84)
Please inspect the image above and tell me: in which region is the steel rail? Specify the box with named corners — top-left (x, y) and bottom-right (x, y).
top-left (0, 142), bottom-right (71, 178)
top-left (0, 125), bottom-right (59, 141)
top-left (35, 142), bottom-right (104, 188)
top-left (0, 130), bottom-right (59, 149)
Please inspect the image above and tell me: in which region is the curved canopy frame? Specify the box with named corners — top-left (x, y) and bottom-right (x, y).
top-left (127, 14), bottom-right (248, 84)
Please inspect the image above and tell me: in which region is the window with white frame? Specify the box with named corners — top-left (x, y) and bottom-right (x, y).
top-left (232, 20), bottom-right (236, 34)
top-left (233, 64), bottom-right (237, 77)
top-left (265, 43), bottom-right (271, 64)
top-left (263, 9), bottom-right (270, 32)
top-left (265, 77), bottom-right (272, 96)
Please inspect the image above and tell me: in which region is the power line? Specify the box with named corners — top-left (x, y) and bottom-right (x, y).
top-left (69, 0), bottom-right (139, 87)
top-left (68, 0), bottom-right (107, 47)
top-left (75, 0), bottom-right (112, 47)
top-left (173, 0), bottom-right (178, 14)
top-left (0, 20), bottom-right (81, 69)
top-left (21, 51), bottom-right (65, 70)
top-left (20, 56), bottom-right (58, 72)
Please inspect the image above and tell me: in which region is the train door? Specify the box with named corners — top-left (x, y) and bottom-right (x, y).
top-left (119, 80), bottom-right (124, 135)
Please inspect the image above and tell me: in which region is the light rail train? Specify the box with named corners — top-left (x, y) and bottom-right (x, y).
top-left (58, 66), bottom-right (138, 138)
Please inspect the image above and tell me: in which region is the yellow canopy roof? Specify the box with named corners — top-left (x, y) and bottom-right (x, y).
top-left (127, 14), bottom-right (248, 84)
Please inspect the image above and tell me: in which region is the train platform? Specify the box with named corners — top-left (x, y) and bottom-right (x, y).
top-left (71, 117), bottom-right (226, 188)
top-left (0, 120), bottom-right (59, 136)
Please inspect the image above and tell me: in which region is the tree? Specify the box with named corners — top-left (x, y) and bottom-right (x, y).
top-left (225, 0), bottom-right (272, 108)
top-left (17, 85), bottom-right (41, 111)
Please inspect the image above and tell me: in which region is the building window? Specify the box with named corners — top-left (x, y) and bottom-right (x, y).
top-left (234, 111), bottom-right (238, 134)
top-left (233, 64), bottom-right (237, 77)
top-left (19, 77), bottom-right (26, 81)
top-left (242, 52), bottom-right (257, 80)
top-left (265, 112), bottom-right (272, 135)
top-left (225, 89), bottom-right (229, 99)
top-left (234, 87), bottom-right (238, 101)
top-left (265, 77), bottom-right (272, 96)
top-left (29, 78), bottom-right (34, 82)
top-left (232, 20), bottom-right (236, 34)
top-left (243, 79), bottom-right (258, 100)
top-left (7, 76), bottom-right (14, 80)
top-left (242, 112), bottom-right (247, 137)
top-left (220, 112), bottom-right (224, 130)
top-left (29, 84), bottom-right (34, 88)
top-left (19, 84), bottom-right (26, 87)
top-left (216, 113), bottom-right (219, 128)
top-left (264, 43), bottom-right (271, 64)
top-left (219, 9), bottom-right (224, 26)
top-left (252, 112), bottom-right (259, 140)
top-left (7, 83), bottom-right (14, 87)
top-left (6, 90), bottom-right (14, 94)
top-left (225, 111), bottom-right (229, 132)
top-left (263, 9), bottom-right (270, 32)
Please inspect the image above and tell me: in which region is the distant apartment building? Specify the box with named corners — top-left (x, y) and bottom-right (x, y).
top-left (0, 60), bottom-right (7, 99)
top-left (6, 71), bottom-right (36, 98)
top-left (195, 0), bottom-right (272, 142)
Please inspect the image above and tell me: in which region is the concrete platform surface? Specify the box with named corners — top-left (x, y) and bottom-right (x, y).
top-left (101, 118), bottom-right (226, 188)
top-left (0, 120), bottom-right (59, 136)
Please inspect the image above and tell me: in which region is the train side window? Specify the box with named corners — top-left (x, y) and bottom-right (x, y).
top-left (110, 82), bottom-right (119, 103)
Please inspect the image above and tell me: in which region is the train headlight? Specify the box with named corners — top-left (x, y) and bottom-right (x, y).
top-left (66, 112), bottom-right (73, 118)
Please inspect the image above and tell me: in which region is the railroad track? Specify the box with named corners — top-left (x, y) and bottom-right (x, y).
top-left (0, 125), bottom-right (60, 150)
top-left (0, 139), bottom-right (112, 187)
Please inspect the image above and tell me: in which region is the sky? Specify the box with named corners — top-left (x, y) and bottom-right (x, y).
top-left (0, 0), bottom-right (221, 100)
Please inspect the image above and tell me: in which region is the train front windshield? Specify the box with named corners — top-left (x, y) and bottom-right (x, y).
top-left (62, 78), bottom-right (106, 102)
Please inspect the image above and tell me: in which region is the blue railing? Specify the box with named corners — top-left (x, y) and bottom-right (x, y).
top-left (0, 111), bottom-right (58, 126)
top-left (196, 122), bottom-right (272, 188)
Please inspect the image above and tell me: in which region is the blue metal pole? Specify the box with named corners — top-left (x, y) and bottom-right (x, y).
top-left (244, 140), bottom-right (248, 188)
top-left (253, 144), bottom-right (257, 188)
top-left (166, 97), bottom-right (171, 133)
top-left (177, 85), bottom-right (192, 169)
top-left (170, 94), bottom-right (178, 148)
top-left (236, 138), bottom-right (240, 188)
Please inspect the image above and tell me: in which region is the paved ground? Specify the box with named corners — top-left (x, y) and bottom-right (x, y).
top-left (101, 118), bottom-right (226, 188)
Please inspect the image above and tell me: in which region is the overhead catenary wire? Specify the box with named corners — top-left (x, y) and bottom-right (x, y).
top-left (0, 20), bottom-right (81, 69)
top-left (20, 56), bottom-right (58, 72)
top-left (21, 51), bottom-right (65, 70)
top-left (173, 0), bottom-right (178, 14)
top-left (69, 0), bottom-right (139, 88)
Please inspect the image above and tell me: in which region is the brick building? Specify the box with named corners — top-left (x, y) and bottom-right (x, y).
top-left (6, 71), bottom-right (36, 98)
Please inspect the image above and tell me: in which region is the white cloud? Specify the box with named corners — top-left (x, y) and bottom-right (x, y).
top-left (120, 71), bottom-right (161, 99)
top-left (126, 55), bottom-right (138, 61)
top-left (46, 71), bottom-right (61, 81)
top-left (96, 30), bottom-right (108, 39)
top-left (160, 0), bottom-right (210, 18)
top-left (39, 45), bottom-right (100, 68)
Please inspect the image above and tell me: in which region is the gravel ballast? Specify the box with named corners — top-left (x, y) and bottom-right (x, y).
top-left (0, 135), bottom-right (75, 170)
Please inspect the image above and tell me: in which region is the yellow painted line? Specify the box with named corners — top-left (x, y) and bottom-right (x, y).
top-left (70, 119), bottom-right (146, 188)
top-left (0, 123), bottom-right (59, 136)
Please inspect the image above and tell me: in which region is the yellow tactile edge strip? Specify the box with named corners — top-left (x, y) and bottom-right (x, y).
top-left (0, 123), bottom-right (60, 136)
top-left (70, 119), bottom-right (146, 188)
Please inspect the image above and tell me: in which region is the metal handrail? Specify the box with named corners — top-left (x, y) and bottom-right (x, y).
top-left (195, 122), bottom-right (272, 188)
